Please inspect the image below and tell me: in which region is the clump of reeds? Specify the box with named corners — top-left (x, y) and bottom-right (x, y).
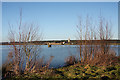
top-left (65, 55), bottom-right (77, 66)
top-left (76, 15), bottom-right (119, 66)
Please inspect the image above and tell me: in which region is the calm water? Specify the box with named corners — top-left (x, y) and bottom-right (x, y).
top-left (0, 45), bottom-right (119, 68)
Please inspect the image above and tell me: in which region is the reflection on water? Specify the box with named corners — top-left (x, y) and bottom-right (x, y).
top-left (1, 45), bottom-right (119, 68)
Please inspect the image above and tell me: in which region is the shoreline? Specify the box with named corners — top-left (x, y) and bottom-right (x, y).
top-left (1, 40), bottom-right (120, 45)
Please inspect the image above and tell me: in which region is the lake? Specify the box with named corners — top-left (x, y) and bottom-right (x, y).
top-left (0, 45), bottom-right (119, 68)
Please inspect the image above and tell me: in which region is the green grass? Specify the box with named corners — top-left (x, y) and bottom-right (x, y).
top-left (6, 64), bottom-right (120, 80)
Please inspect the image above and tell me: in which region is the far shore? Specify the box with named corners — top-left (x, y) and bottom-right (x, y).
top-left (1, 40), bottom-right (120, 45)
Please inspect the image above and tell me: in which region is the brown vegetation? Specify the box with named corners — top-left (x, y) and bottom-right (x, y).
top-left (76, 15), bottom-right (119, 66)
top-left (2, 9), bottom-right (54, 79)
top-left (65, 55), bottom-right (77, 66)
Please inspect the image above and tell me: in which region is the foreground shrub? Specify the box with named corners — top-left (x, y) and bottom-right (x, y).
top-left (76, 15), bottom-right (119, 66)
top-left (85, 52), bottom-right (120, 66)
top-left (65, 55), bottom-right (77, 66)
top-left (2, 9), bottom-right (54, 79)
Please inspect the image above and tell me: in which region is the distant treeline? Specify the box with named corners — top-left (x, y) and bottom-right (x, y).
top-left (1, 40), bottom-right (120, 45)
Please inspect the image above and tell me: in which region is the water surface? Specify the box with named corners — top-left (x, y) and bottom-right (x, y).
top-left (1, 45), bottom-right (119, 68)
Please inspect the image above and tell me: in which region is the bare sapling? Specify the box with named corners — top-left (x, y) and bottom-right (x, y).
top-left (7, 9), bottom-right (43, 76)
top-left (76, 14), bottom-right (117, 66)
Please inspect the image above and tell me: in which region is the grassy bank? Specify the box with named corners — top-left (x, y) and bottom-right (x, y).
top-left (4, 63), bottom-right (120, 80)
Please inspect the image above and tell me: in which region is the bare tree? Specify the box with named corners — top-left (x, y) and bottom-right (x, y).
top-left (98, 16), bottom-right (113, 55)
top-left (76, 15), bottom-right (116, 66)
top-left (76, 16), bottom-right (83, 62)
top-left (7, 9), bottom-right (43, 75)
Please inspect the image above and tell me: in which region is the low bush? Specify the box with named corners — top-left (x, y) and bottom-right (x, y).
top-left (65, 55), bottom-right (77, 66)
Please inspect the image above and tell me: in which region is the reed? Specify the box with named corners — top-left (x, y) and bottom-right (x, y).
top-left (76, 15), bottom-right (119, 66)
